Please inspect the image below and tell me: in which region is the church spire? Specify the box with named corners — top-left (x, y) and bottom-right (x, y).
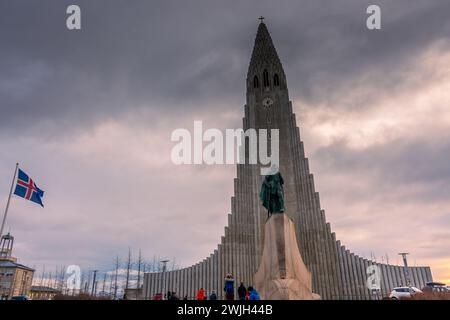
top-left (247, 20), bottom-right (286, 93)
top-left (249, 21), bottom-right (282, 71)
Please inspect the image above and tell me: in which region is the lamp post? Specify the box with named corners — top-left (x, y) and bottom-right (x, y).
top-left (160, 260), bottom-right (169, 300)
top-left (398, 253), bottom-right (411, 287)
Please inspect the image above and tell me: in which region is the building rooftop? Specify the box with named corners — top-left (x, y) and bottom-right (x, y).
top-left (31, 285), bottom-right (60, 293)
top-left (0, 259), bottom-right (35, 272)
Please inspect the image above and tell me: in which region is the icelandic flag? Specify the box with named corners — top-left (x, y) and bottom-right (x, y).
top-left (13, 169), bottom-right (44, 207)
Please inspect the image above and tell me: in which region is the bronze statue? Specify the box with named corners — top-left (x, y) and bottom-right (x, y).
top-left (259, 167), bottom-right (285, 217)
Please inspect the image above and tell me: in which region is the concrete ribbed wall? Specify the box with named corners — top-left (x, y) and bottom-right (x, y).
top-left (143, 234), bottom-right (433, 300)
top-left (143, 98), bottom-right (434, 299)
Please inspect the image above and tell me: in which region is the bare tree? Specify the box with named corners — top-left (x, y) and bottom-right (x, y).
top-left (102, 272), bottom-right (107, 295)
top-left (79, 270), bottom-right (85, 294)
top-left (39, 265), bottom-right (45, 287)
top-left (136, 249), bottom-right (143, 299)
top-left (152, 255), bottom-right (157, 272)
top-left (109, 272), bottom-right (114, 298)
top-left (47, 270), bottom-right (53, 288)
top-left (52, 265), bottom-right (58, 289)
top-left (125, 248), bottom-right (132, 295)
top-left (58, 265), bottom-right (66, 292)
top-left (113, 256), bottom-right (120, 299)
top-left (85, 269), bottom-right (91, 294)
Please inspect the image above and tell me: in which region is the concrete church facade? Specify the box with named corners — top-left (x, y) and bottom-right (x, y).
top-left (143, 22), bottom-right (432, 300)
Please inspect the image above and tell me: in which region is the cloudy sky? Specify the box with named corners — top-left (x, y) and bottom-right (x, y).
top-left (1, 0), bottom-right (450, 284)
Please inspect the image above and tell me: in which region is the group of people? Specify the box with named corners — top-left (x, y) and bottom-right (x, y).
top-left (237, 283), bottom-right (260, 300)
top-left (196, 288), bottom-right (218, 300)
top-left (166, 291), bottom-right (180, 300)
top-left (196, 274), bottom-right (260, 300)
top-left (160, 274), bottom-right (260, 300)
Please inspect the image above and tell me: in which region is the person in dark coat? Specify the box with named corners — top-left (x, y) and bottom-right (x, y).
top-left (238, 282), bottom-right (247, 300)
top-left (209, 291), bottom-right (218, 300)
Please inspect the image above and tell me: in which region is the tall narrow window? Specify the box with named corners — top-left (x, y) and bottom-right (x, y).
top-left (253, 75), bottom-right (259, 88)
top-left (274, 74), bottom-right (280, 86)
top-left (263, 69), bottom-right (269, 87)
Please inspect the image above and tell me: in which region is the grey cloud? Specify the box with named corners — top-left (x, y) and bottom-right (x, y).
top-left (2, 0), bottom-right (450, 134)
top-left (313, 138), bottom-right (450, 203)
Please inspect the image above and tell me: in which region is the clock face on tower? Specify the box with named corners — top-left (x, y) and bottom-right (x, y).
top-left (262, 97), bottom-right (273, 107)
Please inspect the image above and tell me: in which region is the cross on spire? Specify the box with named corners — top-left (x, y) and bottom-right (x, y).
top-left (258, 16), bottom-right (265, 23)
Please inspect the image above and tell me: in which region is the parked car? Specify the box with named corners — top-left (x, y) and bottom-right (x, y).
top-left (10, 295), bottom-right (31, 300)
top-left (422, 282), bottom-right (449, 293)
top-left (389, 287), bottom-right (423, 300)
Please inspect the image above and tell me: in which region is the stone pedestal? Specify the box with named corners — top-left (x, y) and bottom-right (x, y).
top-left (254, 213), bottom-right (320, 300)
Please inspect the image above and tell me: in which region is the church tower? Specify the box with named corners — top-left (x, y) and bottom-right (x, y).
top-left (243, 20), bottom-right (343, 298)
top-left (247, 20), bottom-right (288, 100)
top-left (143, 21), bottom-right (433, 300)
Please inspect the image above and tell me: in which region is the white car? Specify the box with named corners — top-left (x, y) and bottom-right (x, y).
top-left (389, 287), bottom-right (423, 300)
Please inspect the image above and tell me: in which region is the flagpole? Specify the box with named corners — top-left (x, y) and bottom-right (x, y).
top-left (0, 163), bottom-right (19, 238)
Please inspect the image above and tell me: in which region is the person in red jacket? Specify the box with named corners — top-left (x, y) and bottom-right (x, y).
top-left (197, 288), bottom-right (205, 300)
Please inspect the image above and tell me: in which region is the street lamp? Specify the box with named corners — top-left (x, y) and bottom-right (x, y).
top-left (398, 253), bottom-right (411, 287)
top-left (160, 260), bottom-right (169, 300)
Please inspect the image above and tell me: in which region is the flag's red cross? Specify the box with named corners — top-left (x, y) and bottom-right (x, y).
top-left (17, 177), bottom-right (37, 200)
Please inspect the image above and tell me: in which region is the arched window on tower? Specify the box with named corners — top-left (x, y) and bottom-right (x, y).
top-left (253, 75), bottom-right (259, 88)
top-left (274, 74), bottom-right (280, 87)
top-left (263, 69), bottom-right (269, 87)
